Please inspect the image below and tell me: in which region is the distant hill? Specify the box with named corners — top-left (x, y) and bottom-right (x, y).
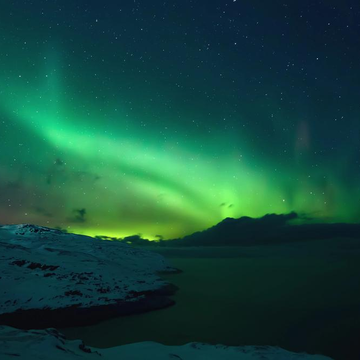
top-left (166, 212), bottom-right (360, 246)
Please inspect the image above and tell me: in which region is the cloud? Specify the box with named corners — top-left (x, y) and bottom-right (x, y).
top-left (46, 159), bottom-right (100, 186)
top-left (54, 158), bottom-right (65, 166)
top-left (6, 181), bottom-right (22, 189)
top-left (68, 208), bottom-right (87, 223)
top-left (33, 206), bottom-right (53, 217)
top-left (219, 203), bottom-right (234, 209)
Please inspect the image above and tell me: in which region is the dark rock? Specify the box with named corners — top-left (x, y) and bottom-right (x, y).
top-left (0, 285), bottom-right (177, 329)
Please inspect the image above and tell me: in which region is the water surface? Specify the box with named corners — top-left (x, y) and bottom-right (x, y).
top-left (62, 239), bottom-right (360, 360)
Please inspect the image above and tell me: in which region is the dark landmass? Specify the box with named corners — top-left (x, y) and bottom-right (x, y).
top-left (116, 212), bottom-right (360, 247)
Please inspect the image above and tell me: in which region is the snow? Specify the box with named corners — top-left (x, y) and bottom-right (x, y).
top-left (106, 342), bottom-right (333, 360)
top-left (0, 326), bottom-right (333, 360)
top-left (0, 224), bottom-right (335, 359)
top-left (0, 224), bottom-right (176, 317)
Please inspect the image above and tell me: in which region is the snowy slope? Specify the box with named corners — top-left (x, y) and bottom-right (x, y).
top-left (0, 224), bottom-right (177, 327)
top-left (0, 326), bottom-right (333, 360)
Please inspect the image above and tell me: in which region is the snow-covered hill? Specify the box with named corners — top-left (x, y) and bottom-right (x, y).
top-left (0, 326), bottom-right (333, 360)
top-left (0, 224), bottom-right (177, 328)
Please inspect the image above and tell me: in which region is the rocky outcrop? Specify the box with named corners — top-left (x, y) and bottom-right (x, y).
top-left (0, 224), bottom-right (178, 328)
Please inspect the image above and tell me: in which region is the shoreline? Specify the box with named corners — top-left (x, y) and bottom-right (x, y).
top-left (0, 283), bottom-right (178, 329)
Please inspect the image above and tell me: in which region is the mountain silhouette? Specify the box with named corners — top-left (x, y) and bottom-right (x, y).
top-left (167, 212), bottom-right (360, 246)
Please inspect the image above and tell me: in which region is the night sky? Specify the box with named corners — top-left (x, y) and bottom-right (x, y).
top-left (1, 1), bottom-right (360, 239)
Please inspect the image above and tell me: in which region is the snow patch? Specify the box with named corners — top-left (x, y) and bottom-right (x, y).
top-left (0, 224), bottom-right (176, 325)
top-left (0, 326), bottom-right (334, 360)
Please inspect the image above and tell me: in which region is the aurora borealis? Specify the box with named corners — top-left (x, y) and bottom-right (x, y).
top-left (0, 1), bottom-right (359, 239)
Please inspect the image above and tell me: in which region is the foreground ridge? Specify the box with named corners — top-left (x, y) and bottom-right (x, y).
top-left (0, 224), bottom-right (177, 328)
top-left (0, 326), bottom-right (333, 360)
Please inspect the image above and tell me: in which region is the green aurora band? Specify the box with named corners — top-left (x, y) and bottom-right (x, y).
top-left (0, 64), bottom-right (356, 239)
top-left (1, 2), bottom-right (359, 239)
